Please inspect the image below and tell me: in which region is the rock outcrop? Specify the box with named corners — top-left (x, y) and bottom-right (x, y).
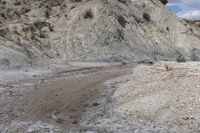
top-left (160, 0), bottom-right (168, 5)
top-left (0, 0), bottom-right (200, 66)
top-left (186, 20), bottom-right (200, 27)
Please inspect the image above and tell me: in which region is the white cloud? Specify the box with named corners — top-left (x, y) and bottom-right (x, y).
top-left (168, 0), bottom-right (200, 10)
top-left (167, 0), bottom-right (200, 19)
top-left (177, 10), bottom-right (200, 19)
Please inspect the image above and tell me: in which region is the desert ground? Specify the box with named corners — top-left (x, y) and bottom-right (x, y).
top-left (0, 0), bottom-right (200, 132)
top-left (0, 61), bottom-right (200, 133)
top-left (0, 62), bottom-right (132, 132)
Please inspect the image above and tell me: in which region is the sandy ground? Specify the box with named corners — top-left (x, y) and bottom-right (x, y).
top-left (0, 62), bottom-right (131, 132)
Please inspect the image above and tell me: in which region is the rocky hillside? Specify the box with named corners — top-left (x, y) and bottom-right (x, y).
top-left (186, 19), bottom-right (200, 27)
top-left (0, 0), bottom-right (200, 66)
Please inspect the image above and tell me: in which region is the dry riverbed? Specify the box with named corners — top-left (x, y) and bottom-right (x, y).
top-left (0, 62), bottom-right (131, 132)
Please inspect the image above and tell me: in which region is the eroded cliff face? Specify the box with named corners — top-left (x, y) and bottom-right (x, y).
top-left (0, 0), bottom-right (199, 66)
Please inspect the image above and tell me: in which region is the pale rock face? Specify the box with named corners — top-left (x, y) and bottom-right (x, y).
top-left (0, 0), bottom-right (200, 66)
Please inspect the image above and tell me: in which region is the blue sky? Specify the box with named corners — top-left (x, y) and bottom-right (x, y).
top-left (167, 0), bottom-right (200, 19)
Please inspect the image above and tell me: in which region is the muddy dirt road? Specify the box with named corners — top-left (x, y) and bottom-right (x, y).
top-left (0, 63), bottom-right (131, 132)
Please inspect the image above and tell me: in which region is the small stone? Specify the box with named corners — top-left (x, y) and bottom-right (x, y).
top-left (56, 118), bottom-right (64, 124)
top-left (92, 102), bottom-right (100, 106)
top-left (72, 120), bottom-right (78, 124)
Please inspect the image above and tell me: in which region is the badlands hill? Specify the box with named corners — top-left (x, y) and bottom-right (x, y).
top-left (0, 0), bottom-right (200, 66)
top-left (2, 0), bottom-right (200, 132)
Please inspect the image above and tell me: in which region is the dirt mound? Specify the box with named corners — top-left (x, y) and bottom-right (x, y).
top-left (0, 41), bottom-right (30, 66)
top-left (113, 62), bottom-right (200, 132)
